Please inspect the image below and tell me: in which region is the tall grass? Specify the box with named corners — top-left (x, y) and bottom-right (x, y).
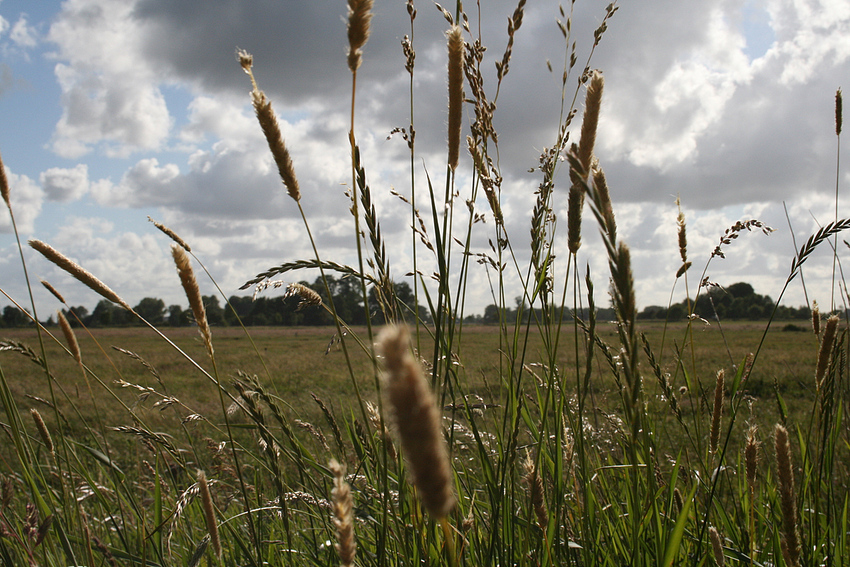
top-left (0, 2), bottom-right (848, 566)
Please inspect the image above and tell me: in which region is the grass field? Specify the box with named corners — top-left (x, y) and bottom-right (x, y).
top-left (0, 320), bottom-right (823, 465)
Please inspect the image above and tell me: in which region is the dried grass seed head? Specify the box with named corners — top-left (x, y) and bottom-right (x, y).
top-left (57, 310), bottom-right (82, 368)
top-left (774, 424), bottom-right (800, 567)
top-left (0, 149), bottom-right (9, 210)
top-left (28, 239), bottom-right (133, 312)
top-left (815, 314), bottom-right (839, 390)
top-left (347, 0), bottom-right (374, 72)
top-left (330, 459), bottom-right (356, 567)
top-left (197, 470), bottom-right (221, 559)
top-left (447, 24), bottom-right (464, 171)
top-left (577, 70), bottom-right (604, 176)
top-left (251, 89), bottom-right (301, 202)
top-left (378, 325), bottom-right (455, 518)
top-left (40, 279), bottom-right (66, 304)
top-left (148, 217), bottom-right (191, 252)
top-left (171, 245), bottom-right (213, 358)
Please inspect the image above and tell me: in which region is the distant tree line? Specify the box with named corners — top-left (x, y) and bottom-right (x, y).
top-left (0, 280), bottom-right (813, 329)
top-left (465, 281), bottom-right (812, 325)
top-left (0, 275), bottom-right (426, 329)
top-left (636, 281), bottom-right (811, 321)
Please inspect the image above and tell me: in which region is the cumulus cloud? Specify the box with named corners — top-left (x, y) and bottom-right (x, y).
top-left (40, 164), bottom-right (89, 202)
top-left (0, 167), bottom-right (43, 233)
top-left (47, 0), bottom-right (172, 157)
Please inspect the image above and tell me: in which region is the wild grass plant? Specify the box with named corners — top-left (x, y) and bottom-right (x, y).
top-left (0, 1), bottom-right (848, 566)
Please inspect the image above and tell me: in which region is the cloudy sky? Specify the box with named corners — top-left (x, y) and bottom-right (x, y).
top-left (0, 0), bottom-right (848, 321)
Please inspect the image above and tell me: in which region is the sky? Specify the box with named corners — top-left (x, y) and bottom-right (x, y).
top-left (0, 0), bottom-right (848, 321)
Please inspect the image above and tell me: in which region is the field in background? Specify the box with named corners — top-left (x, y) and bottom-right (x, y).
top-left (0, 321), bottom-right (820, 465)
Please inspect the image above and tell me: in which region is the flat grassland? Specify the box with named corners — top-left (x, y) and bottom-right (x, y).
top-left (0, 320), bottom-right (821, 466)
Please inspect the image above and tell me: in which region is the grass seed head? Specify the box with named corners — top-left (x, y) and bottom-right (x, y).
top-left (197, 470), bottom-right (221, 559)
top-left (447, 24), bottom-right (464, 171)
top-left (708, 526), bottom-right (724, 566)
top-left (149, 217), bottom-right (191, 252)
top-left (774, 424), bottom-right (800, 567)
top-left (378, 325), bottom-right (455, 518)
top-left (815, 314), bottom-right (839, 391)
top-left (251, 89), bottom-right (302, 202)
top-left (710, 369), bottom-right (724, 455)
top-left (30, 409), bottom-right (54, 456)
top-left (40, 280), bottom-right (66, 305)
top-left (330, 459), bottom-right (356, 567)
top-left (0, 149), bottom-right (9, 210)
top-left (171, 245), bottom-right (213, 359)
top-left (28, 240), bottom-right (133, 312)
top-left (347, 0), bottom-right (374, 72)
top-left (57, 310), bottom-right (82, 369)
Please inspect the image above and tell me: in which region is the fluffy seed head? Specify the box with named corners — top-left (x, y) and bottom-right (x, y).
top-left (252, 90), bottom-right (301, 202)
top-left (0, 149), bottom-right (9, 210)
top-left (40, 280), bottom-right (65, 304)
top-left (171, 245), bottom-right (213, 359)
top-left (347, 0), bottom-right (374, 72)
top-left (710, 369), bottom-right (724, 455)
top-left (57, 310), bottom-right (82, 369)
top-left (378, 325), bottom-right (455, 518)
top-left (815, 314), bottom-right (839, 390)
top-left (708, 526), bottom-right (725, 566)
top-left (30, 409), bottom-right (54, 456)
top-left (774, 424), bottom-right (800, 567)
top-left (745, 425), bottom-right (759, 492)
top-left (447, 24), bottom-right (464, 171)
top-left (812, 301), bottom-right (820, 336)
top-left (523, 451), bottom-right (547, 531)
top-left (330, 459), bottom-right (356, 567)
top-left (149, 217), bottom-right (191, 252)
top-left (28, 240), bottom-right (132, 312)
top-left (577, 70), bottom-right (604, 176)
top-left (197, 470), bottom-right (221, 559)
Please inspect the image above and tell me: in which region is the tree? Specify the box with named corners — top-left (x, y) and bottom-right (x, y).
top-left (134, 297), bottom-right (166, 325)
top-left (167, 304), bottom-right (190, 326)
top-left (2, 306), bottom-right (29, 327)
top-left (203, 296), bottom-right (226, 326)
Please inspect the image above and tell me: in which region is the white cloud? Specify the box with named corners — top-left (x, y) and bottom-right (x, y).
top-left (10, 14), bottom-right (37, 48)
top-left (0, 167), bottom-right (43, 234)
top-left (47, 0), bottom-right (172, 157)
top-left (40, 164), bottom-right (89, 202)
